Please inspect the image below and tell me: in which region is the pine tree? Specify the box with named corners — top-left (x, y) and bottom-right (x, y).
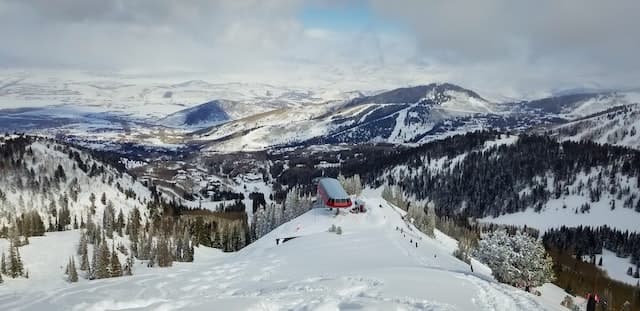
top-left (100, 192), bottom-right (107, 206)
top-left (67, 257), bottom-right (78, 282)
top-left (474, 230), bottom-right (554, 287)
top-left (110, 247), bottom-right (122, 277)
top-left (89, 240), bottom-right (98, 279)
top-left (80, 239), bottom-right (89, 271)
top-left (8, 240), bottom-right (24, 278)
top-left (95, 242), bottom-right (110, 279)
top-left (127, 207), bottom-right (141, 242)
top-left (77, 233), bottom-right (87, 256)
top-left (116, 209), bottom-right (124, 237)
top-left (0, 251), bottom-right (6, 275)
top-left (156, 237), bottom-right (172, 267)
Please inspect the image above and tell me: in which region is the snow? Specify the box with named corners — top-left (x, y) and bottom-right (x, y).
top-left (0, 188), bottom-right (561, 310)
top-left (596, 249), bottom-right (640, 286)
top-left (0, 140), bottom-right (152, 228)
top-left (483, 134), bottom-right (519, 150)
top-left (0, 231), bottom-right (81, 291)
top-left (536, 283), bottom-right (585, 310)
top-left (478, 194), bottom-right (640, 233)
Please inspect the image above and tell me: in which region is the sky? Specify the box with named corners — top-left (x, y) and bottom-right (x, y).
top-left (0, 0), bottom-right (639, 98)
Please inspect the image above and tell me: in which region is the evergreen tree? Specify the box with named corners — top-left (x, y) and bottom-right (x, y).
top-left (103, 201), bottom-right (115, 238)
top-left (116, 209), bottom-right (124, 237)
top-left (67, 257), bottom-right (78, 282)
top-left (89, 240), bottom-right (98, 279)
top-left (95, 242), bottom-right (110, 279)
top-left (80, 239), bottom-right (89, 271)
top-left (8, 241), bottom-right (24, 278)
top-left (156, 237), bottom-right (172, 267)
top-left (474, 230), bottom-right (554, 287)
top-left (110, 247), bottom-right (122, 277)
top-left (127, 207), bottom-right (141, 242)
top-left (0, 251), bottom-right (6, 275)
top-left (77, 233), bottom-right (87, 256)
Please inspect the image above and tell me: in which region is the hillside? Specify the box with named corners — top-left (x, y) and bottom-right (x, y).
top-left (549, 104), bottom-right (640, 150)
top-left (0, 189), bottom-right (562, 310)
top-left (193, 83), bottom-right (507, 152)
top-left (160, 100), bottom-right (233, 128)
top-left (193, 87), bottom-right (640, 152)
top-left (0, 135), bottom-right (152, 230)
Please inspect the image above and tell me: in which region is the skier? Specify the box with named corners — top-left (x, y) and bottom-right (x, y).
top-left (415, 242), bottom-right (418, 248)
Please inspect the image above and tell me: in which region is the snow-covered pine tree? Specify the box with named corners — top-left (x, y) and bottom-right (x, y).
top-left (77, 233), bottom-right (87, 256)
top-left (474, 230), bottom-right (554, 288)
top-left (95, 241), bottom-right (111, 279)
top-left (283, 187), bottom-right (297, 223)
top-left (337, 174), bottom-right (347, 193)
top-left (103, 201), bottom-right (115, 238)
top-left (89, 239), bottom-right (98, 279)
top-left (352, 174), bottom-right (363, 196)
top-left (8, 240), bottom-right (24, 278)
top-left (424, 202), bottom-right (436, 237)
top-left (67, 257), bottom-right (78, 282)
top-left (0, 251), bottom-right (6, 275)
top-left (116, 209), bottom-right (124, 237)
top-left (80, 240), bottom-right (89, 271)
top-left (110, 246), bottom-right (122, 277)
top-left (156, 237), bottom-right (172, 267)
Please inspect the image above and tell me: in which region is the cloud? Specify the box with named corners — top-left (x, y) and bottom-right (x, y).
top-left (0, 0), bottom-right (638, 96)
top-left (368, 0), bottom-right (640, 95)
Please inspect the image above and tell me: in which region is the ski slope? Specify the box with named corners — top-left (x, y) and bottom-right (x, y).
top-left (0, 189), bottom-right (562, 310)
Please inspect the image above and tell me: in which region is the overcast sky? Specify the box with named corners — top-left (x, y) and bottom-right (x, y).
top-left (1, 0), bottom-right (638, 97)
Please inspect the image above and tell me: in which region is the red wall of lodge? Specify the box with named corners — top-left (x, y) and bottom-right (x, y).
top-left (317, 183), bottom-right (352, 208)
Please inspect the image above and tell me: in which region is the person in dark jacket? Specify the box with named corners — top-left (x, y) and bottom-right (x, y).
top-left (586, 293), bottom-right (597, 311)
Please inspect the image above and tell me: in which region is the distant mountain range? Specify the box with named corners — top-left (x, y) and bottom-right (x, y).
top-left (1, 75), bottom-right (639, 151)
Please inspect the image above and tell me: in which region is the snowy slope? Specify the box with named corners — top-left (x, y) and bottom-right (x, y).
top-left (0, 189), bottom-right (563, 310)
top-left (550, 103), bottom-right (640, 149)
top-left (194, 83), bottom-right (504, 152)
top-left (0, 136), bottom-right (152, 228)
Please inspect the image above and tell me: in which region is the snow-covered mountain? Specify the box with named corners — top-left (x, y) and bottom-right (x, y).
top-left (549, 103), bottom-right (640, 149)
top-left (512, 91), bottom-right (640, 120)
top-left (0, 74), bottom-right (333, 119)
top-left (160, 100), bottom-right (233, 128)
top-left (3, 71), bottom-right (640, 153)
top-left (0, 188), bottom-right (563, 310)
top-left (191, 83), bottom-right (521, 152)
top-left (0, 135), bottom-right (152, 229)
